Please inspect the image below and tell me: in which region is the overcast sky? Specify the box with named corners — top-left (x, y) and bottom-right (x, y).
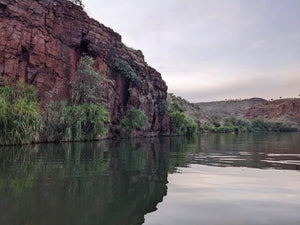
top-left (84, 0), bottom-right (300, 102)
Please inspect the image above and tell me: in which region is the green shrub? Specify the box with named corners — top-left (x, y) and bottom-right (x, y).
top-left (42, 55), bottom-right (109, 142)
top-left (121, 108), bottom-right (147, 137)
top-left (158, 99), bottom-right (168, 115)
top-left (0, 81), bottom-right (41, 145)
top-left (202, 117), bottom-right (297, 133)
top-left (184, 116), bottom-right (198, 136)
top-left (167, 99), bottom-right (197, 136)
top-left (42, 101), bottom-right (108, 142)
top-left (113, 58), bottom-right (141, 86)
top-left (251, 118), bottom-right (297, 132)
top-left (71, 55), bottom-right (103, 104)
top-left (169, 111), bottom-right (197, 136)
top-left (168, 101), bottom-right (182, 112)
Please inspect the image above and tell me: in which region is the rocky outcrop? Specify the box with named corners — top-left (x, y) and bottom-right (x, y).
top-left (0, 0), bottom-right (169, 136)
top-left (245, 99), bottom-right (300, 119)
top-left (245, 98), bottom-right (300, 128)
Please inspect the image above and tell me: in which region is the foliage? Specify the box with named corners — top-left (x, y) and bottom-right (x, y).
top-left (113, 58), bottom-right (141, 86)
top-left (251, 117), bottom-right (297, 132)
top-left (120, 108), bottom-right (147, 137)
top-left (42, 101), bottom-right (108, 142)
top-left (0, 55), bottom-right (110, 145)
top-left (168, 101), bottom-right (183, 112)
top-left (167, 99), bottom-right (198, 136)
top-left (42, 55), bottom-right (108, 142)
top-left (71, 55), bottom-right (103, 104)
top-left (158, 99), bottom-right (168, 115)
top-left (201, 117), bottom-right (297, 133)
top-left (169, 110), bottom-right (197, 136)
top-left (0, 81), bottom-right (41, 145)
top-left (211, 116), bottom-right (221, 127)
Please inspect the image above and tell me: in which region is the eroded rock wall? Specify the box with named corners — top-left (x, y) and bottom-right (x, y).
top-left (0, 0), bottom-right (170, 136)
top-left (245, 99), bottom-right (300, 129)
top-left (245, 99), bottom-right (300, 119)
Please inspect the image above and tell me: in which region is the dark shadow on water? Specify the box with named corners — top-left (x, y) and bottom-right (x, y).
top-left (0, 139), bottom-right (169, 225)
top-left (0, 133), bottom-right (299, 225)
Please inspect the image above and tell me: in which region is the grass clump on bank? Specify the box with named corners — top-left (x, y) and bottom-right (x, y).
top-left (0, 80), bottom-right (41, 145)
top-left (0, 55), bottom-right (109, 145)
top-left (42, 101), bottom-right (108, 142)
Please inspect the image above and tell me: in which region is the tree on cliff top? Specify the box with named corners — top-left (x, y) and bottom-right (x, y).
top-left (71, 55), bottom-right (103, 104)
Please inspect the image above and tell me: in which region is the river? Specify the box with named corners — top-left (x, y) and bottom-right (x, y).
top-left (0, 133), bottom-right (299, 225)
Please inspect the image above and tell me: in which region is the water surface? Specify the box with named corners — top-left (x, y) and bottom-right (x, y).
top-left (0, 133), bottom-right (299, 225)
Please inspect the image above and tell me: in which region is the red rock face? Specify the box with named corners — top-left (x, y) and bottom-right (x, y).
top-left (245, 99), bottom-right (300, 119)
top-left (0, 0), bottom-right (170, 136)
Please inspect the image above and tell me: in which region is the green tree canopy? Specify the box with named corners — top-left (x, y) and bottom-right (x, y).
top-left (71, 55), bottom-right (103, 104)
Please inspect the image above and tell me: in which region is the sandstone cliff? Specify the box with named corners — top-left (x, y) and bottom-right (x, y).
top-left (0, 0), bottom-right (169, 137)
top-left (245, 98), bottom-right (300, 129)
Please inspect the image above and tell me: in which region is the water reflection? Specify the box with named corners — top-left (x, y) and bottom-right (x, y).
top-left (168, 133), bottom-right (300, 171)
top-left (145, 133), bottom-right (300, 225)
top-left (0, 133), bottom-right (300, 225)
top-left (0, 139), bottom-right (169, 225)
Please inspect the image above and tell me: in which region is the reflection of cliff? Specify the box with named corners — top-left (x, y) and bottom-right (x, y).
top-left (0, 140), bottom-right (168, 225)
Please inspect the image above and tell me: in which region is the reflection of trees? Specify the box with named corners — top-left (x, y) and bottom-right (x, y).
top-left (165, 136), bottom-right (198, 173)
top-left (1, 133), bottom-right (298, 225)
top-left (0, 139), bottom-right (168, 225)
top-left (165, 133), bottom-right (300, 171)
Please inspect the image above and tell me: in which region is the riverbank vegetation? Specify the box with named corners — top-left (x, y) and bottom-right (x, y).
top-left (0, 80), bottom-right (41, 145)
top-left (168, 102), bottom-right (198, 136)
top-left (41, 101), bottom-right (108, 142)
top-left (0, 54), bottom-right (298, 145)
top-left (0, 56), bottom-right (109, 146)
top-left (201, 117), bottom-right (298, 133)
top-left (167, 93), bottom-right (298, 137)
top-left (41, 55), bottom-right (109, 142)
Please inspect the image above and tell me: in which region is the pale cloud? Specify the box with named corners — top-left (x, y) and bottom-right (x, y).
top-left (252, 40), bottom-right (277, 50)
top-left (84, 0), bottom-right (300, 102)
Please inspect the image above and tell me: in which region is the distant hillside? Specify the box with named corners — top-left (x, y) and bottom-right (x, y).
top-left (168, 94), bottom-right (300, 130)
top-left (196, 98), bottom-right (267, 119)
top-left (245, 98), bottom-right (300, 129)
top-left (167, 94), bottom-right (210, 124)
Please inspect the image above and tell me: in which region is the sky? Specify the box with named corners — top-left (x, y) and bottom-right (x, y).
top-left (83, 0), bottom-right (300, 102)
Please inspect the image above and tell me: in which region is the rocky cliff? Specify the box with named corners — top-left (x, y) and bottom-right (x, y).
top-left (245, 98), bottom-right (300, 128)
top-left (0, 0), bottom-right (169, 137)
